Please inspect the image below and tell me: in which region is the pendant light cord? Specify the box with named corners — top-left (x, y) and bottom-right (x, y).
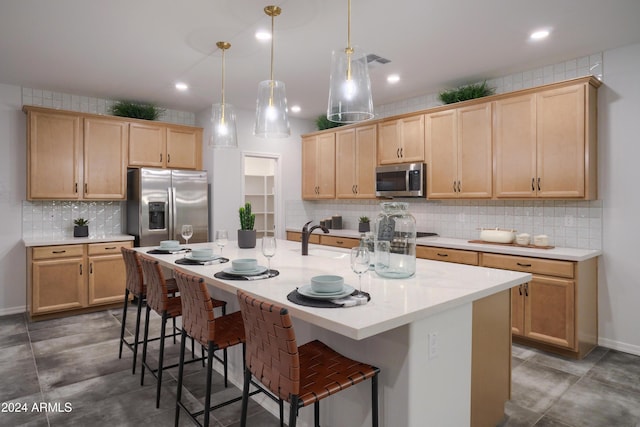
top-left (221, 47), bottom-right (226, 120)
top-left (345, 0), bottom-right (353, 80)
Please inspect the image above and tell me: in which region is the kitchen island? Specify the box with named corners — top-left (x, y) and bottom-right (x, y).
top-left (137, 239), bottom-right (531, 427)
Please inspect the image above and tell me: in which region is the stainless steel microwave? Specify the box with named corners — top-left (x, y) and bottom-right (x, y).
top-left (375, 163), bottom-right (426, 198)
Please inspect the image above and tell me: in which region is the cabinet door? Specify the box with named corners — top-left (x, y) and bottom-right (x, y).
top-left (457, 103), bottom-right (492, 198)
top-left (525, 275), bottom-right (575, 349)
top-left (536, 84), bottom-right (585, 198)
top-left (88, 254), bottom-right (127, 305)
top-left (494, 95), bottom-right (537, 198)
top-left (28, 110), bottom-right (82, 199)
top-left (83, 118), bottom-right (128, 199)
top-left (301, 135), bottom-right (319, 199)
top-left (32, 258), bottom-right (86, 314)
top-left (129, 122), bottom-right (166, 167)
top-left (425, 110), bottom-right (458, 198)
top-left (316, 133), bottom-right (336, 198)
top-left (354, 125), bottom-right (377, 198)
top-left (166, 127), bottom-right (202, 169)
top-left (377, 120), bottom-right (400, 165)
top-left (511, 285), bottom-right (525, 336)
top-left (399, 115), bottom-right (425, 163)
top-left (335, 129), bottom-right (357, 198)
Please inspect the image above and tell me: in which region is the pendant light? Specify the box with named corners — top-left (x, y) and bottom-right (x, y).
top-left (254, 5), bottom-right (290, 138)
top-left (209, 41), bottom-right (238, 148)
top-left (327, 0), bottom-right (374, 123)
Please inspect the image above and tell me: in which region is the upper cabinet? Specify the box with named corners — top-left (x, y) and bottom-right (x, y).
top-left (26, 107), bottom-right (128, 200)
top-left (426, 102), bottom-right (493, 199)
top-left (302, 132), bottom-right (335, 199)
top-left (335, 124), bottom-right (377, 199)
top-left (377, 114), bottom-right (425, 165)
top-left (494, 78), bottom-right (599, 199)
top-left (128, 122), bottom-right (202, 170)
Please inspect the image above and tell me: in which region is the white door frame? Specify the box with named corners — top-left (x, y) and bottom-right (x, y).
top-left (241, 151), bottom-right (283, 239)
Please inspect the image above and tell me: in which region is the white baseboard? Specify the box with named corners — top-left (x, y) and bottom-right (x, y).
top-left (598, 337), bottom-right (640, 357)
top-left (0, 306), bottom-right (26, 317)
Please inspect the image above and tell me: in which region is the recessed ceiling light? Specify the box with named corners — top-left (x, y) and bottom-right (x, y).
top-left (255, 30), bottom-right (271, 41)
top-left (290, 105), bottom-right (301, 113)
top-left (175, 82), bottom-right (189, 91)
top-left (530, 29), bottom-right (550, 40)
top-left (387, 74), bottom-right (400, 83)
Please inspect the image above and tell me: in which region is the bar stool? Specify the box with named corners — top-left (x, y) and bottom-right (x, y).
top-left (237, 290), bottom-right (380, 427)
top-left (173, 269), bottom-right (247, 427)
top-left (119, 247), bottom-right (180, 374)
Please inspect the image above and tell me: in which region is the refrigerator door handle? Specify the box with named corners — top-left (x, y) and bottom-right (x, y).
top-left (167, 187), bottom-right (175, 240)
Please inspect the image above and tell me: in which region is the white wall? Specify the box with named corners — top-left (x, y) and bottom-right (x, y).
top-left (597, 42), bottom-right (640, 354)
top-left (197, 107), bottom-right (314, 240)
top-left (0, 84), bottom-right (27, 315)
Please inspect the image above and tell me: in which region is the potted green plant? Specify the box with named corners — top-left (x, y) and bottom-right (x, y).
top-left (237, 202), bottom-right (256, 248)
top-left (358, 216), bottom-right (370, 233)
top-left (110, 100), bottom-right (165, 120)
top-left (438, 81), bottom-right (495, 105)
top-left (73, 218), bottom-right (89, 237)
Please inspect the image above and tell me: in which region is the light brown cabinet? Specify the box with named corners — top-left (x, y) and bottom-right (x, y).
top-left (302, 133), bottom-right (336, 199)
top-left (416, 246), bottom-right (479, 265)
top-left (335, 124), bottom-right (377, 199)
top-left (28, 241), bottom-right (132, 318)
top-left (494, 78), bottom-right (599, 199)
top-left (128, 121), bottom-right (203, 170)
top-left (319, 235), bottom-right (360, 249)
top-left (377, 114), bottom-right (425, 165)
top-left (481, 252), bottom-right (597, 358)
top-left (26, 107), bottom-right (128, 200)
top-left (425, 102), bottom-right (492, 199)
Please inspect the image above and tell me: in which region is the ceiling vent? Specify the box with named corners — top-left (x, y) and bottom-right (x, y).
top-left (366, 54), bottom-right (391, 69)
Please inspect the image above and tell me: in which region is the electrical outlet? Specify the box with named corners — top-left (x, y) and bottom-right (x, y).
top-left (428, 332), bottom-right (438, 360)
top-left (564, 215), bottom-right (575, 227)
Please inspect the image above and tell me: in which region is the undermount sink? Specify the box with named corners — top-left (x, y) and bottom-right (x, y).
top-left (292, 248), bottom-right (348, 259)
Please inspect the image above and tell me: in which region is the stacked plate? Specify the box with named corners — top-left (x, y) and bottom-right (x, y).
top-left (298, 275), bottom-right (354, 299)
top-left (223, 258), bottom-right (268, 276)
top-left (186, 248), bottom-right (219, 262)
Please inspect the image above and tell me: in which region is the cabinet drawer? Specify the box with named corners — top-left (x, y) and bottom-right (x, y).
top-left (88, 241), bottom-right (132, 255)
top-left (32, 245), bottom-right (84, 260)
top-left (320, 235), bottom-right (360, 249)
top-left (417, 246), bottom-right (479, 266)
top-left (286, 231), bottom-right (320, 244)
top-left (481, 253), bottom-right (574, 278)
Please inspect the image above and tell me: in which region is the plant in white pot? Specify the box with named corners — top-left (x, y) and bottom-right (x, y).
top-left (73, 217), bottom-right (89, 237)
top-left (237, 202), bottom-right (256, 248)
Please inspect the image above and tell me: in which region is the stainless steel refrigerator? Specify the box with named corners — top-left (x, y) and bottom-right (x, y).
top-left (127, 168), bottom-right (209, 247)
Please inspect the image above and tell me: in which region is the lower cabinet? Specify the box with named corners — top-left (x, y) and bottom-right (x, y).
top-left (28, 241), bottom-right (133, 318)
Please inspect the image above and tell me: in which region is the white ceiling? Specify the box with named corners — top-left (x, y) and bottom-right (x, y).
top-left (2, 0), bottom-right (640, 120)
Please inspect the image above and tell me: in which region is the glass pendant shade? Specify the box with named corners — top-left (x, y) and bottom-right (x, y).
top-left (327, 47), bottom-right (374, 123)
top-left (209, 102), bottom-right (237, 148)
top-left (254, 80), bottom-right (290, 138)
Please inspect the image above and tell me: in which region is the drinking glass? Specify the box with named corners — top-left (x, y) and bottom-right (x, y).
top-left (350, 247), bottom-right (370, 298)
top-left (181, 224), bottom-right (193, 246)
top-left (261, 236), bottom-right (277, 276)
top-left (215, 230), bottom-right (228, 254)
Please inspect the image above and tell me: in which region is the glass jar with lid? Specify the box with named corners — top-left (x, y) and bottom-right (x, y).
top-left (374, 202), bottom-right (416, 278)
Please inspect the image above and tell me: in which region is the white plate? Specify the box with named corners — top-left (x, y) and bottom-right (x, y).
top-left (156, 246), bottom-right (185, 252)
top-left (297, 284), bottom-right (355, 300)
top-left (186, 254), bottom-right (220, 262)
top-left (222, 266), bottom-right (268, 276)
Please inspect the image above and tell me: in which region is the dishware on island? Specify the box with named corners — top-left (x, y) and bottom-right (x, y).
top-left (350, 247), bottom-right (370, 300)
top-left (160, 240), bottom-right (180, 249)
top-left (310, 275), bottom-right (344, 293)
top-left (215, 230), bottom-right (228, 254)
top-left (261, 236), bottom-right (277, 276)
top-left (533, 234), bottom-right (549, 247)
top-left (191, 248), bottom-right (214, 259)
top-left (231, 258), bottom-right (258, 271)
top-left (181, 225), bottom-right (193, 246)
top-left (515, 233), bottom-right (531, 245)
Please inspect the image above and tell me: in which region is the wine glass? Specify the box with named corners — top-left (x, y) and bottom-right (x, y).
top-left (215, 230), bottom-right (228, 254)
top-left (350, 247), bottom-right (370, 299)
top-left (181, 224), bottom-right (193, 246)
top-left (261, 236), bottom-right (277, 276)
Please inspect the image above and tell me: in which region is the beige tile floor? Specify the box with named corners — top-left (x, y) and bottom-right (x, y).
top-left (1, 306), bottom-right (639, 427)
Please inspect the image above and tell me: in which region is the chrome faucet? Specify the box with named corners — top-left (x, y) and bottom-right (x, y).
top-left (301, 220), bottom-right (329, 255)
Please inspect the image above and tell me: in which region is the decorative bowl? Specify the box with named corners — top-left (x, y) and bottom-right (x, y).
top-left (310, 275), bottom-right (344, 293)
top-left (191, 248), bottom-right (214, 259)
top-left (479, 228), bottom-right (516, 244)
top-left (232, 258), bottom-right (258, 271)
top-left (160, 240), bottom-right (180, 248)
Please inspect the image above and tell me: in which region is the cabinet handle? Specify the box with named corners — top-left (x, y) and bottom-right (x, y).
top-left (84, 183), bottom-right (88, 193)
top-left (457, 181), bottom-right (461, 193)
top-left (517, 262), bottom-right (532, 267)
top-left (160, 153), bottom-right (162, 162)
top-left (518, 285), bottom-right (523, 296)
top-left (167, 154), bottom-right (171, 163)
top-left (90, 263), bottom-right (93, 274)
top-left (524, 283), bottom-right (529, 297)
top-left (400, 147), bottom-right (403, 157)
top-left (453, 181), bottom-right (457, 192)
top-left (105, 246), bottom-right (117, 250)
top-left (75, 183), bottom-right (78, 193)
top-left (537, 177), bottom-right (541, 191)
top-left (437, 253), bottom-right (448, 257)
top-left (336, 240), bottom-right (344, 245)
top-left (531, 178), bottom-right (535, 191)
top-left (79, 264), bottom-right (83, 275)
top-left (52, 250), bottom-right (66, 254)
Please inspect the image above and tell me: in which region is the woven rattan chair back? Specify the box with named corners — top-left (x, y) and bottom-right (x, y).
top-left (173, 269), bottom-right (217, 347)
top-left (139, 256), bottom-right (170, 314)
top-left (121, 247), bottom-right (144, 295)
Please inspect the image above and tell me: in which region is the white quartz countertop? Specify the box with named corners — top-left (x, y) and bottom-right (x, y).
top-left (286, 227), bottom-right (601, 262)
top-left (23, 234), bottom-right (135, 247)
top-left (137, 239), bottom-right (531, 340)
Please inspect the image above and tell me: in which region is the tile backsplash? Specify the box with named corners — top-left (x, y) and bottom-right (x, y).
top-left (22, 201), bottom-right (124, 239)
top-left (285, 199), bottom-right (602, 250)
